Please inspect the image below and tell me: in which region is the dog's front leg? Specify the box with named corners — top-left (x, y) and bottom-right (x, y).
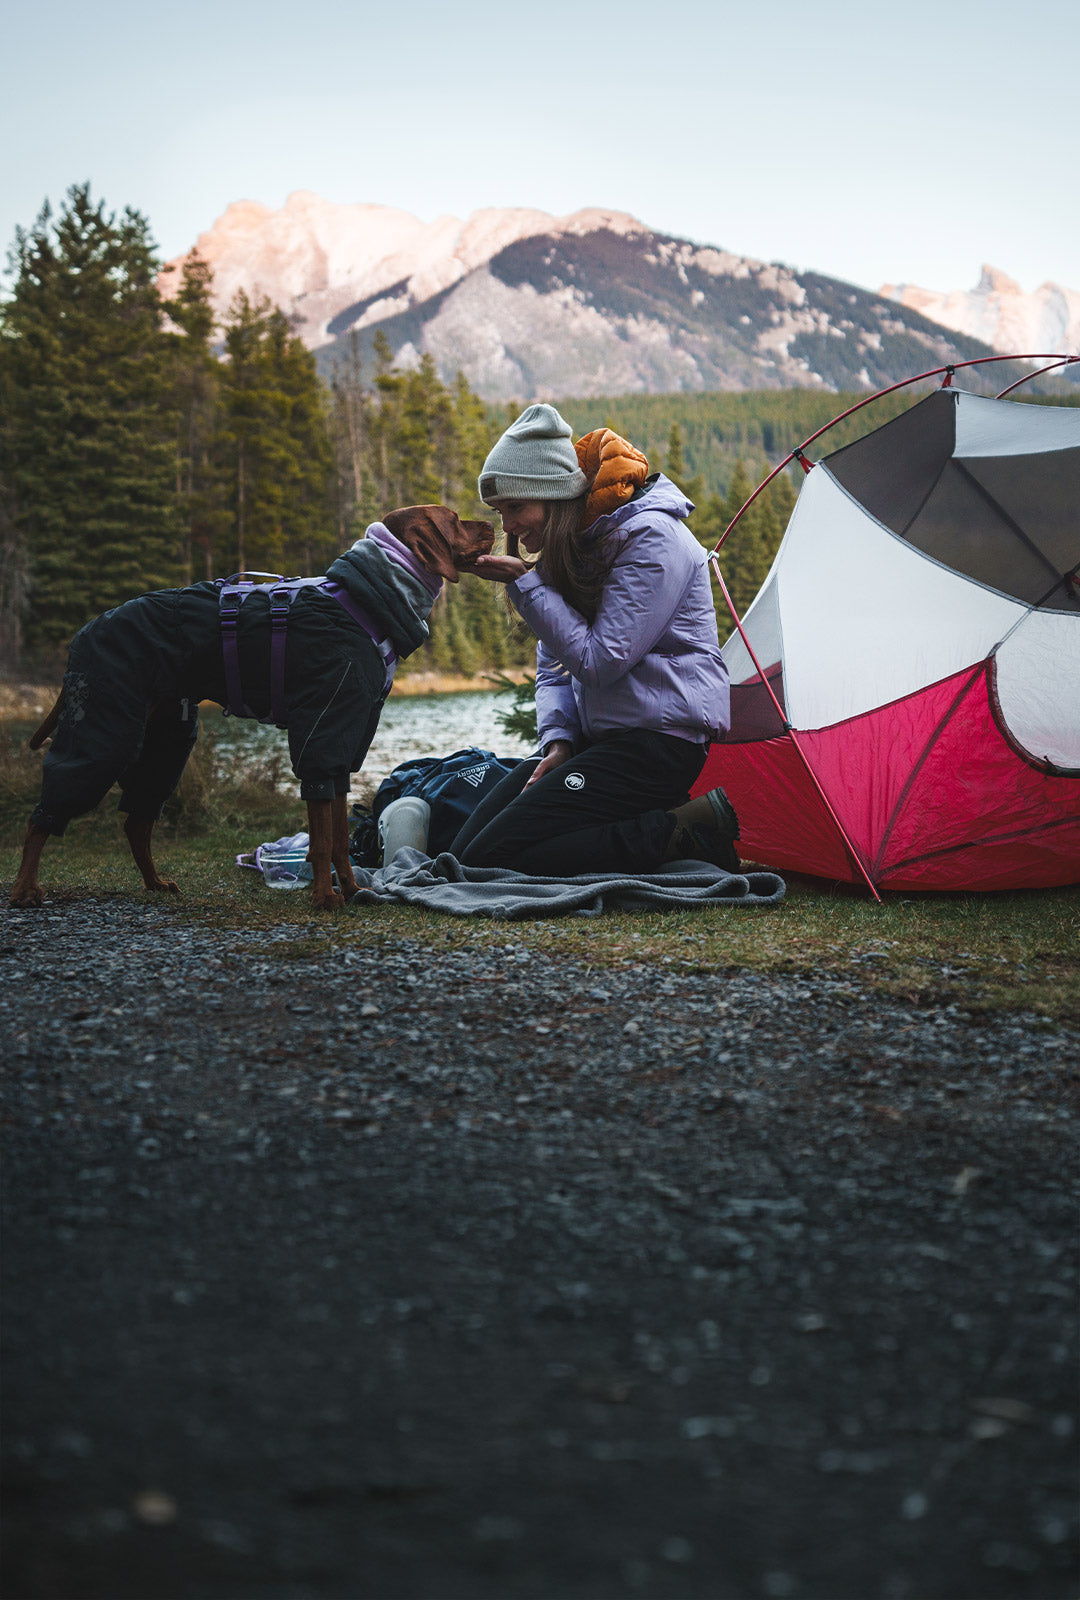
top-left (124, 816), bottom-right (180, 894)
top-left (8, 822), bottom-right (51, 908)
top-left (331, 793), bottom-right (358, 902)
top-left (307, 799), bottom-right (344, 910)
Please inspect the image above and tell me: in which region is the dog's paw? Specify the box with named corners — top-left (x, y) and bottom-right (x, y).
top-left (311, 889), bottom-right (346, 912)
top-left (145, 878), bottom-right (180, 895)
top-left (8, 883), bottom-right (45, 908)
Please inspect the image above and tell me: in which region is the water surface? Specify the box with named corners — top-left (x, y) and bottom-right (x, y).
top-left (212, 689), bottom-right (534, 796)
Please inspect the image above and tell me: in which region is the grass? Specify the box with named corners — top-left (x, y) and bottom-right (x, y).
top-left (4, 821), bottom-right (1078, 1026)
top-left (4, 720), bottom-right (1077, 1024)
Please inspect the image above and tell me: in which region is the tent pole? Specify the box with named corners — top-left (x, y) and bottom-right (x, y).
top-left (710, 558), bottom-right (883, 903)
top-left (710, 352), bottom-right (1079, 557)
top-left (996, 355), bottom-right (1078, 398)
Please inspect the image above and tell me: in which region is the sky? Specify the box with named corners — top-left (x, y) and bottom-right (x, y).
top-left (2, 0), bottom-right (1077, 296)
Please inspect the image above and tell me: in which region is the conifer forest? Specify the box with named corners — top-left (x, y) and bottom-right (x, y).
top-left (1, 185), bottom-right (929, 676)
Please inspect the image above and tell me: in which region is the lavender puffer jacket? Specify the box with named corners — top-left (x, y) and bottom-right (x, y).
top-left (507, 475), bottom-right (730, 752)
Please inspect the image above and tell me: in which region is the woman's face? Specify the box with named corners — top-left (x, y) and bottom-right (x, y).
top-left (490, 499), bottom-right (547, 555)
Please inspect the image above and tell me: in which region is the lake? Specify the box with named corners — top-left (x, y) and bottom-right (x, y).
top-left (211, 689), bottom-right (535, 797)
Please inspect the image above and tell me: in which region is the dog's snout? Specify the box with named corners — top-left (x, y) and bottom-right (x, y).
top-left (462, 519), bottom-right (495, 562)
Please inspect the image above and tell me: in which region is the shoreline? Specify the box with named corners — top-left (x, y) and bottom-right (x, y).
top-left (0, 669), bottom-right (530, 723)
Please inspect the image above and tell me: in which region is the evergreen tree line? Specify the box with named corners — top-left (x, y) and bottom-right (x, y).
top-left (550, 388), bottom-right (920, 507)
top-left (16, 184), bottom-right (1051, 672)
top-left (0, 185), bottom-right (526, 676)
top-left (327, 333), bottom-right (530, 676)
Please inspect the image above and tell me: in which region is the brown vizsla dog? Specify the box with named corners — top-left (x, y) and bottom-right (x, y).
top-left (10, 505), bottom-right (493, 911)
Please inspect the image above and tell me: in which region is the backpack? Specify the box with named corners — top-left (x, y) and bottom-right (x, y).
top-left (370, 747), bottom-right (524, 854)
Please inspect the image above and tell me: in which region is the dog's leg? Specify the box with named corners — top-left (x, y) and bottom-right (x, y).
top-left (123, 816), bottom-right (180, 895)
top-left (8, 823), bottom-right (51, 908)
top-left (117, 698), bottom-right (198, 896)
top-left (331, 793), bottom-right (358, 902)
top-left (307, 799), bottom-right (344, 910)
top-left (29, 689), bottom-right (65, 750)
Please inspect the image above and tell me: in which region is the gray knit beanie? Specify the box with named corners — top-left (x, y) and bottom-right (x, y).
top-left (478, 403), bottom-right (588, 503)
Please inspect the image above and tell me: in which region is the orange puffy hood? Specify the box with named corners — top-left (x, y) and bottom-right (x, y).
top-left (574, 428), bottom-right (649, 526)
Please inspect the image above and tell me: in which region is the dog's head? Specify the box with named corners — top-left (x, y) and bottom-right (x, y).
top-left (382, 505), bottom-right (494, 584)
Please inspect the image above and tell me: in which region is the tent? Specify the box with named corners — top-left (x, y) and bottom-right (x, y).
top-left (694, 383), bottom-right (1080, 893)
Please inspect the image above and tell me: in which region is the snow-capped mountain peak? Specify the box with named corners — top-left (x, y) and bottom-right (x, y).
top-left (879, 265), bottom-right (1080, 358)
top-left (159, 195), bottom-right (1075, 399)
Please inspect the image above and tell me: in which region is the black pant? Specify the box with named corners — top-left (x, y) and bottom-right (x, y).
top-left (451, 729), bottom-right (707, 876)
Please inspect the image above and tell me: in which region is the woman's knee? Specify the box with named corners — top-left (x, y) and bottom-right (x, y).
top-left (457, 832), bottom-right (513, 870)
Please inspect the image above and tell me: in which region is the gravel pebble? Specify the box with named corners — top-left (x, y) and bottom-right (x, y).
top-left (2, 898), bottom-right (1077, 1599)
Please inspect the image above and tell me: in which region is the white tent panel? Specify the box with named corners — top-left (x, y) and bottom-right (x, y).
top-left (721, 571), bottom-right (783, 686)
top-left (778, 467), bottom-right (1026, 729)
top-left (994, 612), bottom-right (1080, 770)
top-left (954, 391), bottom-right (1080, 457)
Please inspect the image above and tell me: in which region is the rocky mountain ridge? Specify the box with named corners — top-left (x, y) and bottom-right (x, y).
top-left (880, 265), bottom-right (1079, 363)
top-left (160, 193), bottom-right (1075, 399)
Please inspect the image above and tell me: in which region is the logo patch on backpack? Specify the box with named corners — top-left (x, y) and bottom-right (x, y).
top-left (458, 762), bottom-right (491, 788)
top-left (564, 771), bottom-right (585, 790)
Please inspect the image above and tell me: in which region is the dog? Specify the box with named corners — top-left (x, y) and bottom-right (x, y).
top-left (8, 505), bottom-right (493, 911)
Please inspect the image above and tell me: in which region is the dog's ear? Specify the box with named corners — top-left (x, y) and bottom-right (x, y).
top-left (383, 506), bottom-right (494, 583)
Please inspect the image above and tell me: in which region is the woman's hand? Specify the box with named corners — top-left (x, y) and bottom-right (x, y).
top-left (466, 553), bottom-right (528, 584)
top-left (525, 740), bottom-right (574, 788)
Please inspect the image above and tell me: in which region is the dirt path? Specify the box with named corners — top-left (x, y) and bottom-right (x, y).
top-left (2, 900), bottom-right (1077, 1599)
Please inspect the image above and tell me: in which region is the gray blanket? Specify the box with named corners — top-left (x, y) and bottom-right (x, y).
top-left (348, 848), bottom-right (785, 919)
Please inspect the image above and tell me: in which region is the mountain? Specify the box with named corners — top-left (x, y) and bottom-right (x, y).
top-left (879, 266), bottom-right (1080, 361)
top-left (161, 194), bottom-right (1026, 400)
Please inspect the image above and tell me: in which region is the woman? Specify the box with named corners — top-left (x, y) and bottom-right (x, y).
top-left (455, 402), bottom-right (739, 876)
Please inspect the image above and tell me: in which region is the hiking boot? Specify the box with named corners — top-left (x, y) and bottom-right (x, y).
top-left (664, 786), bottom-right (741, 872)
top-left (670, 786), bottom-right (741, 839)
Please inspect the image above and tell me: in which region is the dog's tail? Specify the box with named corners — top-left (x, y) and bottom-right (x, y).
top-left (29, 689), bottom-right (64, 749)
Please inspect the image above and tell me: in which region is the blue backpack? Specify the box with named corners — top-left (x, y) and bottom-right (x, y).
top-left (372, 747), bottom-right (524, 854)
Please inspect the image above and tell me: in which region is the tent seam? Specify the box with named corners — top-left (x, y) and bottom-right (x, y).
top-left (951, 458), bottom-right (1067, 593)
top-left (880, 813), bottom-right (1079, 877)
top-left (820, 466), bottom-right (1077, 619)
top-left (985, 653), bottom-right (1080, 778)
top-left (869, 664), bottom-right (985, 878)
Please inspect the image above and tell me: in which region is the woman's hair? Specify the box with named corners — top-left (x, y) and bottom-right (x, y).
top-left (506, 495), bottom-right (617, 622)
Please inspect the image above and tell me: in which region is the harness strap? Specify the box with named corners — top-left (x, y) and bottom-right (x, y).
top-left (217, 573), bottom-right (397, 722)
top-left (218, 580), bottom-right (262, 718)
top-left (321, 581), bottom-right (397, 696)
top-left (268, 585), bottom-right (293, 725)
top-left (217, 573), bottom-right (290, 721)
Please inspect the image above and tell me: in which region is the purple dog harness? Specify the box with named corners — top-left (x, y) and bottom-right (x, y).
top-left (216, 573), bottom-right (397, 725)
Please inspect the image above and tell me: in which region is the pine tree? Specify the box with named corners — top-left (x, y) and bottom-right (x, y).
top-left (162, 251), bottom-right (226, 580)
top-left (709, 460), bottom-right (762, 635)
top-left (665, 422), bottom-right (686, 483)
top-left (216, 293), bottom-right (334, 575)
top-left (325, 341), bottom-right (517, 677)
top-left (329, 332), bottom-right (369, 541)
top-left (1, 185), bottom-right (182, 655)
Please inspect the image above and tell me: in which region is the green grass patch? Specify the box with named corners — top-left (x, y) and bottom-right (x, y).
top-left (4, 823), bottom-right (1077, 1025)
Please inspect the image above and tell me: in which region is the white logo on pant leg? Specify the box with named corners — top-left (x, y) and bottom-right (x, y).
top-left (564, 771), bottom-right (585, 790)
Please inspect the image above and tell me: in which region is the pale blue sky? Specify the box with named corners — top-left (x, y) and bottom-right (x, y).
top-left (2, 0), bottom-right (1077, 295)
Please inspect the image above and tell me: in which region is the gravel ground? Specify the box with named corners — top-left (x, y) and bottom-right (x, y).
top-left (2, 899), bottom-right (1078, 1600)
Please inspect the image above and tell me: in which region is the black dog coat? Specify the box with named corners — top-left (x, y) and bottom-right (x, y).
top-left (32, 556), bottom-right (428, 836)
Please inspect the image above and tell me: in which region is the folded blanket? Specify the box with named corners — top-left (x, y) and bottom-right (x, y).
top-left (348, 848), bottom-right (785, 919)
